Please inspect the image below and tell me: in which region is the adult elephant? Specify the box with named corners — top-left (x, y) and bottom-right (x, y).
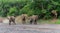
top-left (21, 14), bottom-right (28, 24)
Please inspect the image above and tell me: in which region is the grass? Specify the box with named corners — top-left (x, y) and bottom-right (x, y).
top-left (55, 19), bottom-right (60, 24)
top-left (37, 19), bottom-right (60, 24)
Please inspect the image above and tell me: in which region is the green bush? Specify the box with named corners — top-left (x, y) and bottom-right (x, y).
top-left (0, 0), bottom-right (60, 19)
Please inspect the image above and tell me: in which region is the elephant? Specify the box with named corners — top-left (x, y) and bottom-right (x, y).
top-left (7, 16), bottom-right (16, 25)
top-left (29, 15), bottom-right (38, 24)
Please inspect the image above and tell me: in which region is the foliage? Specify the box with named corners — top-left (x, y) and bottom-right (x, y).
top-left (0, 0), bottom-right (60, 19)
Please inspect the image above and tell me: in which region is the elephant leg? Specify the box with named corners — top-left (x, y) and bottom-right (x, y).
top-left (30, 20), bottom-right (33, 24)
top-left (12, 20), bottom-right (16, 25)
top-left (22, 20), bottom-right (26, 24)
top-left (34, 20), bottom-right (37, 24)
top-left (9, 20), bottom-right (11, 25)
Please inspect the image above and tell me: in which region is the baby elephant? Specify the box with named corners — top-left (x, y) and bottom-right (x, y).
top-left (8, 16), bottom-right (16, 25)
top-left (29, 15), bottom-right (38, 24)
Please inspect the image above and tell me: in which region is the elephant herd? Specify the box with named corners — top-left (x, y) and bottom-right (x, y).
top-left (7, 14), bottom-right (38, 25)
top-left (0, 10), bottom-right (57, 25)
